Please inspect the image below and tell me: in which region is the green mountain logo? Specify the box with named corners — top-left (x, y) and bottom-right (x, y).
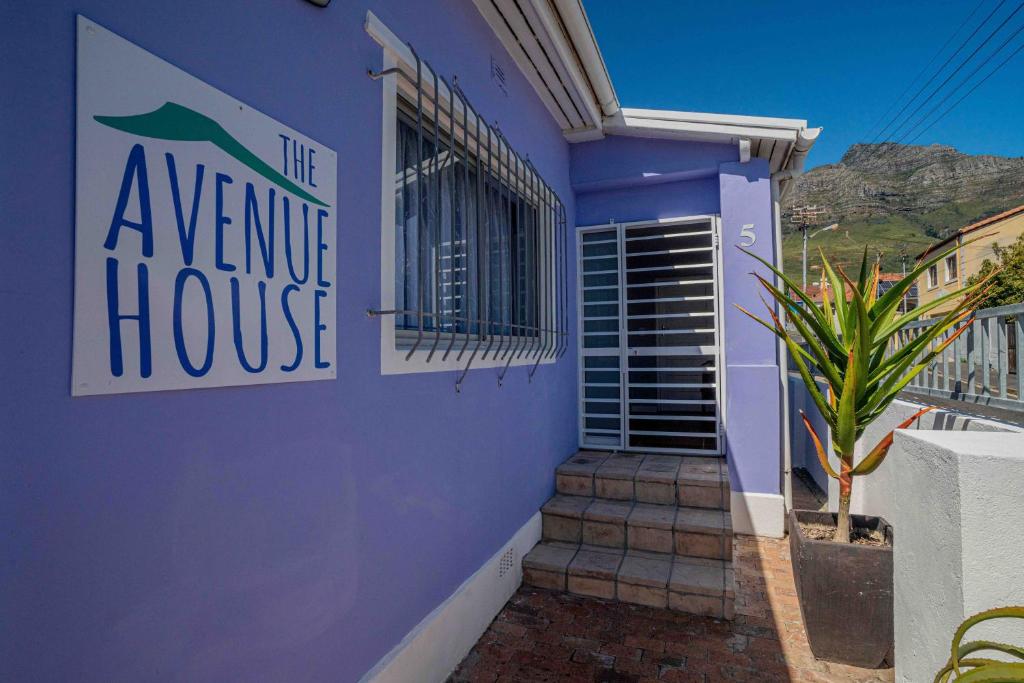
top-left (94, 102), bottom-right (329, 208)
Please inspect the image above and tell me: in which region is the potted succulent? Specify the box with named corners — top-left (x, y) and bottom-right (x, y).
top-left (936, 606), bottom-right (1024, 681)
top-left (739, 243), bottom-right (992, 667)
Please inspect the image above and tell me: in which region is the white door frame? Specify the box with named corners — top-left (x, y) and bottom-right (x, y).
top-left (577, 223), bottom-right (624, 449)
top-left (576, 215), bottom-right (725, 455)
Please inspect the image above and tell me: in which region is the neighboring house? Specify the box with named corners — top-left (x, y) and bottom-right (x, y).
top-left (916, 204), bottom-right (1024, 316)
top-left (803, 273), bottom-right (917, 312)
top-left (2, 3), bottom-right (819, 681)
top-left (878, 272), bottom-right (919, 312)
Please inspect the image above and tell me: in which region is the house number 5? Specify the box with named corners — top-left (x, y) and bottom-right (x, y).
top-left (738, 223), bottom-right (756, 247)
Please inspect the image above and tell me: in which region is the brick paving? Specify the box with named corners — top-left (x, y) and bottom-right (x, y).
top-left (451, 478), bottom-right (892, 683)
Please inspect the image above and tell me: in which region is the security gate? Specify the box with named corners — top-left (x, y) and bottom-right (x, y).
top-left (578, 217), bottom-right (723, 456)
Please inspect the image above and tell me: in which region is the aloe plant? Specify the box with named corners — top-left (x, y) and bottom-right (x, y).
top-left (739, 243), bottom-right (992, 543)
top-left (936, 607), bottom-right (1024, 682)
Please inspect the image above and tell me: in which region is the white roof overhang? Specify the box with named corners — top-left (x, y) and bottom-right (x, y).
top-left (607, 109), bottom-right (822, 198)
top-left (473, 0), bottom-right (820, 195)
top-left (471, 0), bottom-right (614, 137)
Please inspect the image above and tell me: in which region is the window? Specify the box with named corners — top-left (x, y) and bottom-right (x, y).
top-left (394, 103), bottom-right (541, 342)
top-left (945, 254), bottom-right (958, 282)
top-left (927, 264), bottom-right (938, 289)
top-left (370, 33), bottom-right (567, 375)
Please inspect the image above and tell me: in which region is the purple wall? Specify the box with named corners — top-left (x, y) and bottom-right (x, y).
top-left (719, 160), bottom-right (781, 496)
top-left (1, 2), bottom-right (576, 681)
top-left (570, 139), bottom-right (782, 497)
top-left (571, 136), bottom-right (735, 226)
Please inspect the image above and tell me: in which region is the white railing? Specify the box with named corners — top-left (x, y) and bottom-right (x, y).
top-left (896, 302), bottom-right (1023, 412)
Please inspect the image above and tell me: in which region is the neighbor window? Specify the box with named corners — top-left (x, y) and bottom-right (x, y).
top-left (927, 264), bottom-right (938, 289)
top-left (945, 254), bottom-right (958, 282)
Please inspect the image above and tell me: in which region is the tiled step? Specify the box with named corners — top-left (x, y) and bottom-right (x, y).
top-left (556, 451), bottom-right (730, 510)
top-left (523, 541), bottom-right (735, 619)
top-left (541, 494), bottom-right (732, 560)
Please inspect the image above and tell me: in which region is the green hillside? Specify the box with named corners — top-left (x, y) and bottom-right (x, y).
top-left (780, 142), bottom-right (1024, 279)
top-left (781, 197), bottom-right (1018, 277)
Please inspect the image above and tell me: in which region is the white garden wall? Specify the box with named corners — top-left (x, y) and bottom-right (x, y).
top-left (787, 372), bottom-right (1022, 516)
top-left (828, 397), bottom-right (1021, 521)
top-left (788, 375), bottom-right (1024, 679)
top-left (888, 431), bottom-right (1024, 682)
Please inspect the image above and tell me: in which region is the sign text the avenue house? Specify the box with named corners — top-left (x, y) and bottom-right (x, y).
top-left (73, 17), bottom-right (337, 395)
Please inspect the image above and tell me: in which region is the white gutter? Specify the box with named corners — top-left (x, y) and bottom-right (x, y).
top-left (777, 127), bottom-right (821, 200)
top-left (621, 108), bottom-right (808, 130)
top-left (768, 127), bottom-right (819, 520)
top-left (526, 0), bottom-right (603, 131)
top-left (555, 0), bottom-right (619, 117)
top-left (771, 176), bottom-right (793, 519)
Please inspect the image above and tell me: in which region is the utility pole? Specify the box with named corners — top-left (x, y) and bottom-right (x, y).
top-left (790, 205), bottom-right (831, 291)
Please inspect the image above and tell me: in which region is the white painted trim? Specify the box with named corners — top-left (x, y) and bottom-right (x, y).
top-left (576, 216), bottom-right (724, 455)
top-left (730, 491), bottom-right (785, 539)
top-left (601, 109), bottom-right (821, 180)
top-left (621, 108), bottom-right (807, 131)
top-left (378, 47), bottom-right (399, 376)
top-left (360, 511), bottom-right (542, 683)
top-left (738, 139), bottom-right (751, 163)
top-left (365, 10), bottom-right (415, 67)
top-left (525, 0), bottom-right (603, 128)
top-left (563, 127), bottom-right (605, 143)
top-left (469, 0), bottom-right (574, 131)
top-left (554, 0), bottom-right (619, 116)
top-left (713, 215), bottom-right (727, 444)
top-left (610, 116), bottom-right (798, 144)
top-left (577, 222), bottom-right (622, 451)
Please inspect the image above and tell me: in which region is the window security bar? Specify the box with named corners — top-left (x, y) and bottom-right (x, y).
top-left (366, 44), bottom-right (569, 392)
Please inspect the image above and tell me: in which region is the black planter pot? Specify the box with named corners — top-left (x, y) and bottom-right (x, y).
top-left (789, 509), bottom-right (894, 668)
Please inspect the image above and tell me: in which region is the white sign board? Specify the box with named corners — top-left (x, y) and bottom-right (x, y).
top-left (73, 17), bottom-right (337, 395)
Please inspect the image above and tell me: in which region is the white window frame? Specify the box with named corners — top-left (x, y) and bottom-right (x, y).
top-left (945, 253), bottom-right (958, 283)
top-left (368, 12), bottom-right (559, 375)
top-left (576, 215), bottom-right (726, 456)
top-left (927, 264), bottom-right (939, 289)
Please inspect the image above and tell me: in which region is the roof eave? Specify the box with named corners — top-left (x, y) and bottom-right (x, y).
top-left (471, 0), bottom-right (618, 136)
top-left (472, 1), bottom-right (820, 185)
top-left (605, 109), bottom-right (821, 186)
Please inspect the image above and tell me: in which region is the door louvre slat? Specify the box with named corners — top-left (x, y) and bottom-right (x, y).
top-left (579, 219), bottom-right (721, 455)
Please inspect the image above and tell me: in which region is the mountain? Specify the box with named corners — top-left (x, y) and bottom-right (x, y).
top-left (780, 143), bottom-right (1024, 276)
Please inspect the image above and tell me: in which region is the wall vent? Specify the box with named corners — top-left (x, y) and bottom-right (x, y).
top-left (498, 546), bottom-right (516, 578)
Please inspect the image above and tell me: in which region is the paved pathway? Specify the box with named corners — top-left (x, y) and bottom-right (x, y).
top-left (451, 477), bottom-right (893, 682)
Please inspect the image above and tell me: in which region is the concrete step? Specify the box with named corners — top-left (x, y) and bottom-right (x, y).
top-left (556, 451), bottom-right (730, 510)
top-left (523, 541), bottom-right (735, 619)
top-left (541, 494), bottom-right (732, 560)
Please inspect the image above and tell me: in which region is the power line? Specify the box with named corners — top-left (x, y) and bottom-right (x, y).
top-left (894, 20), bottom-right (1024, 145)
top-left (865, 0), bottom-right (1024, 166)
top-left (860, 0), bottom-right (989, 143)
top-left (868, 0), bottom-right (1010, 146)
top-left (884, 0), bottom-right (1024, 143)
top-left (907, 37), bottom-right (1024, 145)
top-left (883, 1), bottom-right (1024, 146)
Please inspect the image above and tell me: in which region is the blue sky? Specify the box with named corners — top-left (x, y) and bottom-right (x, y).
top-left (584, 0), bottom-right (1024, 169)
